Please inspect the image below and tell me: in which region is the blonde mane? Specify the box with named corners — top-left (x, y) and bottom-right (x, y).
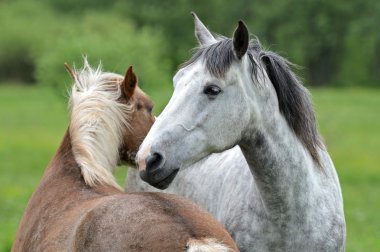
top-left (69, 60), bottom-right (132, 189)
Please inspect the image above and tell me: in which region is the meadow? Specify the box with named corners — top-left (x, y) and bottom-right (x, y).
top-left (0, 84), bottom-right (379, 251)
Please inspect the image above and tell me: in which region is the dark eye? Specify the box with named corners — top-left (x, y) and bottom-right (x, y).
top-left (147, 106), bottom-right (153, 114)
top-left (203, 85), bottom-right (222, 97)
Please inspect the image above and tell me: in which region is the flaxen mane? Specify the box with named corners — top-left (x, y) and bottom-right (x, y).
top-left (180, 38), bottom-right (323, 166)
top-left (69, 60), bottom-right (132, 189)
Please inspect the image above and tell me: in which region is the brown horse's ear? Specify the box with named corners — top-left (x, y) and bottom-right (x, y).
top-left (64, 62), bottom-right (76, 81)
top-left (122, 66), bottom-right (137, 98)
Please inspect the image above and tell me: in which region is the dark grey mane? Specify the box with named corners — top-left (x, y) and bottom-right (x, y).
top-left (181, 38), bottom-right (323, 167)
top-left (260, 51), bottom-right (323, 167)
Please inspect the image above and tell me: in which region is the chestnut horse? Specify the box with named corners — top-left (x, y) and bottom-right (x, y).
top-left (12, 60), bottom-right (238, 252)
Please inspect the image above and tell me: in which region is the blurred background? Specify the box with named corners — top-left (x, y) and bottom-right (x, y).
top-left (0, 0), bottom-right (379, 251)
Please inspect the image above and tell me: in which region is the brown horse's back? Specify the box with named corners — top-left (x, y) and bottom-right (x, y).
top-left (74, 192), bottom-right (237, 251)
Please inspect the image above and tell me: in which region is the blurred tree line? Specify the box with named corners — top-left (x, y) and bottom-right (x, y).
top-left (1, 0), bottom-right (379, 89)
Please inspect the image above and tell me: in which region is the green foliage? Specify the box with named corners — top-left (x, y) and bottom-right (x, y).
top-left (39, 0), bottom-right (119, 13)
top-left (117, 0), bottom-right (380, 87)
top-left (0, 0), bottom-right (172, 101)
top-left (0, 1), bottom-right (49, 83)
top-left (1, 0), bottom-right (379, 87)
top-left (35, 11), bottom-right (171, 98)
top-left (338, 1), bottom-right (380, 87)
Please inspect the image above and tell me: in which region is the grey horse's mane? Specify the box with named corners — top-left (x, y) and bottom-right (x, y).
top-left (180, 38), bottom-right (323, 167)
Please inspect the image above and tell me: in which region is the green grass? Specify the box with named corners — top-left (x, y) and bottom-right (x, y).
top-left (313, 88), bottom-right (380, 251)
top-left (0, 84), bottom-right (379, 251)
top-left (0, 84), bottom-right (67, 251)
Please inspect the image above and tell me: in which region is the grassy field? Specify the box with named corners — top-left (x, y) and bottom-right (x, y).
top-left (0, 84), bottom-right (379, 251)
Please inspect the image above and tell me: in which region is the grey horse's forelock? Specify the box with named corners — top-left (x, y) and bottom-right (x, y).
top-left (180, 37), bottom-right (323, 167)
top-left (180, 39), bottom-right (234, 77)
top-left (180, 38), bottom-right (262, 78)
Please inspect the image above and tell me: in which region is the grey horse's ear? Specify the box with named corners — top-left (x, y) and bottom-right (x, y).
top-left (233, 21), bottom-right (249, 59)
top-left (191, 12), bottom-right (216, 46)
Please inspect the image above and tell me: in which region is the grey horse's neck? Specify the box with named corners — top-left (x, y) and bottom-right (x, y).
top-left (239, 110), bottom-right (321, 223)
top-left (237, 107), bottom-right (347, 251)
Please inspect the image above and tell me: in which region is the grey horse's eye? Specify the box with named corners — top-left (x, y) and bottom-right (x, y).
top-left (203, 85), bottom-right (222, 97)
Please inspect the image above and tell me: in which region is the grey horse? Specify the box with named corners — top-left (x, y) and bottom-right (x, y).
top-left (126, 13), bottom-right (346, 252)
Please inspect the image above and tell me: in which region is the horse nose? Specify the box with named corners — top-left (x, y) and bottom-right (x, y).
top-left (146, 152), bottom-right (164, 172)
top-left (139, 152), bottom-right (164, 181)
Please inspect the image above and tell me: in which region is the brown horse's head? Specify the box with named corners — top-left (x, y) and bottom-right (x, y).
top-left (65, 61), bottom-right (155, 188)
top-left (118, 66), bottom-right (155, 165)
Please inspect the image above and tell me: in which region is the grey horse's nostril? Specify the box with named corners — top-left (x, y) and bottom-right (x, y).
top-left (146, 152), bottom-right (164, 172)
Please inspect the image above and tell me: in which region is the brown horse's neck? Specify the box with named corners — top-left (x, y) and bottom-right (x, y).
top-left (12, 129), bottom-right (121, 251)
top-left (42, 128), bottom-right (121, 195)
